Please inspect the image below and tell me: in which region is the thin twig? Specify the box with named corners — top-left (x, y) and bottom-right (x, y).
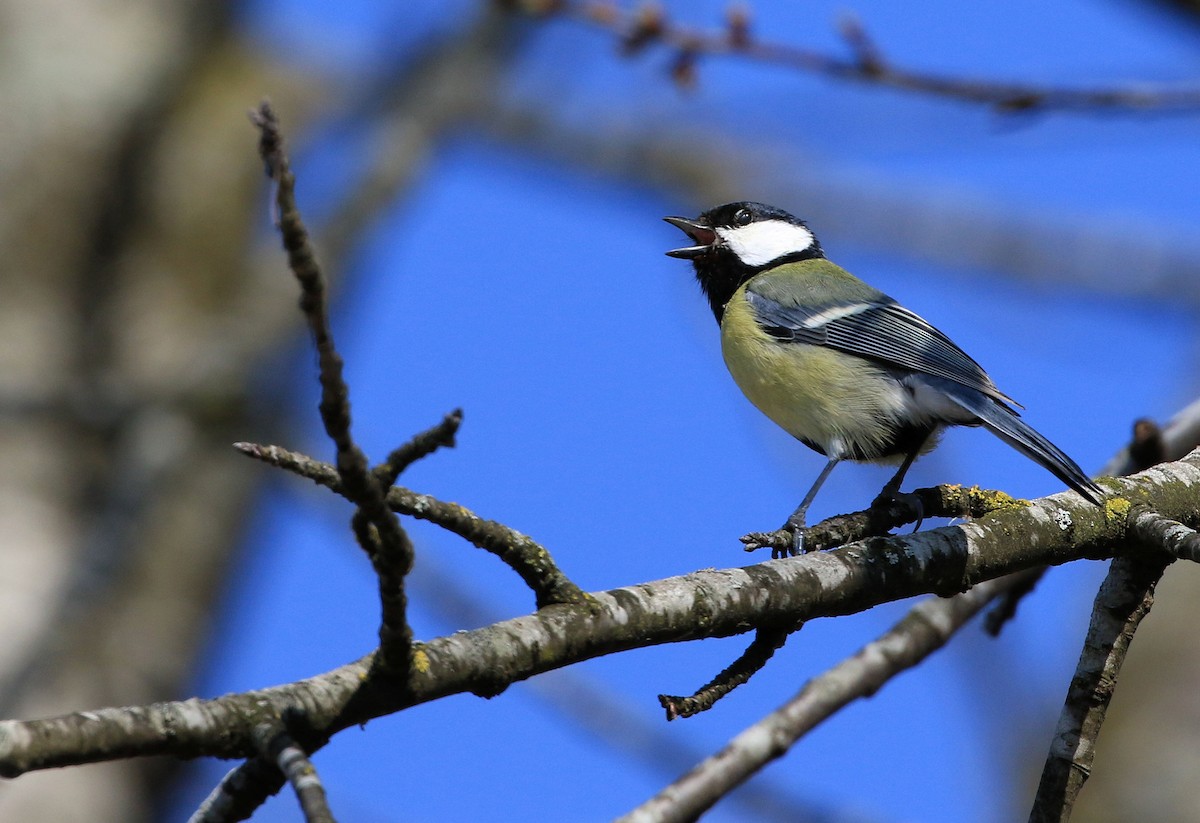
top-left (506, 0), bottom-right (1200, 113)
top-left (189, 14), bottom-right (525, 821)
top-left (233, 441), bottom-right (586, 607)
top-left (250, 101), bottom-right (414, 672)
top-left (658, 624), bottom-right (797, 719)
top-left (373, 408), bottom-right (463, 489)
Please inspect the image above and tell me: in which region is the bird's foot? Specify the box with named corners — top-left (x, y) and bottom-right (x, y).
top-left (873, 488), bottom-right (925, 533)
top-left (782, 513), bottom-right (810, 557)
top-left (739, 529), bottom-right (790, 556)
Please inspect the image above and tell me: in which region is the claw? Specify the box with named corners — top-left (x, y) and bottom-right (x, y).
top-left (875, 488), bottom-right (925, 532)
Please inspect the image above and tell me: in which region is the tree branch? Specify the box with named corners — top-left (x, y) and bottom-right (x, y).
top-left (253, 724), bottom-right (336, 823)
top-left (1027, 551), bottom-right (1171, 823)
top-left (371, 408), bottom-right (462, 488)
top-left (233, 441), bottom-right (586, 607)
top-left (658, 625), bottom-right (797, 719)
top-left (742, 483), bottom-right (1027, 556)
top-left (502, 0), bottom-right (1200, 112)
top-left (251, 101), bottom-right (415, 673)
top-left (0, 453), bottom-right (1195, 779)
top-left (621, 575), bottom-right (1014, 823)
top-left (1027, 415), bottom-right (1200, 821)
top-left (188, 757), bottom-right (283, 823)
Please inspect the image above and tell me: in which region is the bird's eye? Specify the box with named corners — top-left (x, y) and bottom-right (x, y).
top-left (733, 208), bottom-right (752, 226)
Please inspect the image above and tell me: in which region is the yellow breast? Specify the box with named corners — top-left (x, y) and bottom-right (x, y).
top-left (720, 283), bottom-right (908, 459)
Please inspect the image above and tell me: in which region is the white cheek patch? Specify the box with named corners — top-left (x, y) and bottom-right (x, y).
top-left (716, 220), bottom-right (815, 267)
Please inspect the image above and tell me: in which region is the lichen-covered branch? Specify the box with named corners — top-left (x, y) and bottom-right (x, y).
top-left (0, 452), bottom-right (1195, 780)
top-left (741, 483), bottom-right (1027, 556)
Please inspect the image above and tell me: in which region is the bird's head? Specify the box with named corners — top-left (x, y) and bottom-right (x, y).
top-left (664, 202), bottom-right (823, 321)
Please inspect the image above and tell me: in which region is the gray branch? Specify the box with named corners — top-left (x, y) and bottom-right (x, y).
top-left (0, 452), bottom-right (1196, 779)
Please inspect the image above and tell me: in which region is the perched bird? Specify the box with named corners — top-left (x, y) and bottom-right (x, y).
top-left (664, 201), bottom-right (1102, 554)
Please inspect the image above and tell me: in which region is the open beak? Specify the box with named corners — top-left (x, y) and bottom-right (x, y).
top-left (663, 215), bottom-right (717, 259)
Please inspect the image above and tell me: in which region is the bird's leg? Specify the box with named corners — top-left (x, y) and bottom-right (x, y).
top-left (875, 444), bottom-right (924, 532)
top-left (782, 457), bottom-right (840, 556)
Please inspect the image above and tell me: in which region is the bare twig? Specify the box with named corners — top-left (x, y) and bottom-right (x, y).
top-left (250, 101), bottom-right (414, 672)
top-left (182, 12), bottom-right (526, 822)
top-left (503, 0), bottom-right (1200, 113)
top-left (233, 441), bottom-right (586, 607)
top-left (658, 624), bottom-right (797, 719)
top-left (372, 408), bottom-right (462, 488)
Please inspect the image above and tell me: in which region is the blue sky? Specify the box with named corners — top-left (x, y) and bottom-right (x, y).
top-left (170, 2), bottom-right (1199, 821)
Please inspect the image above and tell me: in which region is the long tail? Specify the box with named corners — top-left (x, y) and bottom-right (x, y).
top-left (939, 382), bottom-right (1103, 504)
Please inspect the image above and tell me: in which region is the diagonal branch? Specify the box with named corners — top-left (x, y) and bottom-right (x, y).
top-left (189, 757), bottom-right (283, 823)
top-left (1026, 551), bottom-right (1171, 823)
top-left (1027, 416), bottom-right (1200, 821)
top-left (253, 724), bottom-right (336, 823)
top-left (621, 575), bottom-right (1015, 823)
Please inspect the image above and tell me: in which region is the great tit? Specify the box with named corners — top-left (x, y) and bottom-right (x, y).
top-left (665, 201), bottom-right (1102, 553)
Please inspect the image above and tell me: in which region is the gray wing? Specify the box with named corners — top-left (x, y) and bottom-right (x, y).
top-left (744, 285), bottom-right (1020, 408)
